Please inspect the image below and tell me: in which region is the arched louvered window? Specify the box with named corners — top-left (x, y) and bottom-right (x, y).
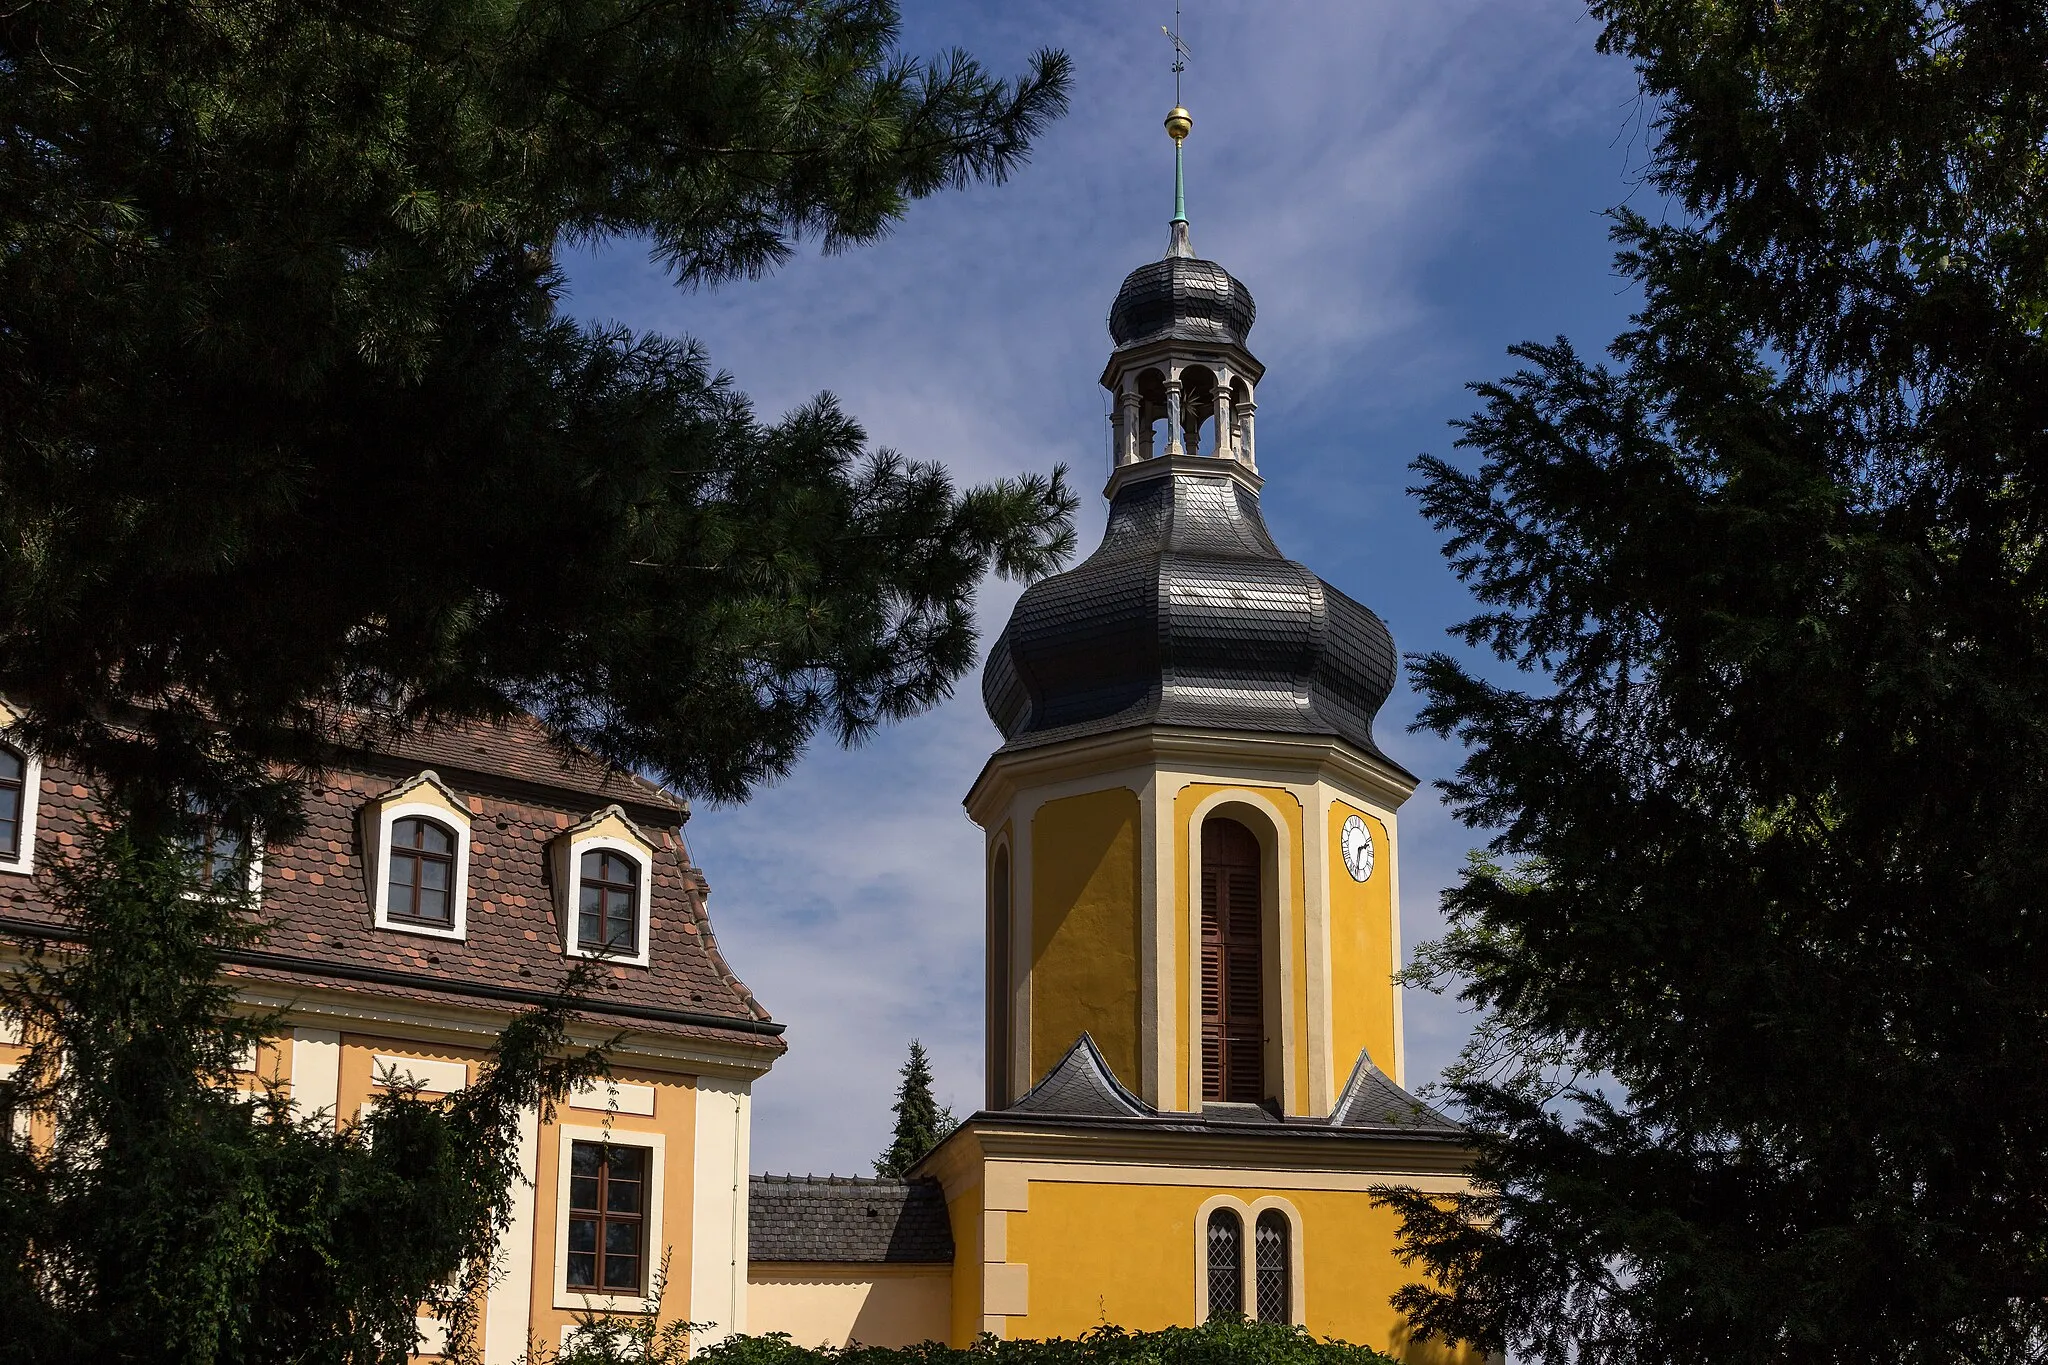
top-left (1254, 1208), bottom-right (1291, 1323)
top-left (1201, 817), bottom-right (1264, 1102)
top-left (988, 846), bottom-right (1012, 1108)
top-left (1205, 1208), bottom-right (1243, 1320)
top-left (0, 746), bottom-right (23, 860)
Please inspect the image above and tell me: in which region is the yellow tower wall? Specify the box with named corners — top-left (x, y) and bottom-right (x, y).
top-left (1002, 1176), bottom-right (1481, 1364)
top-left (1328, 802), bottom-right (1400, 1080)
top-left (1029, 788), bottom-right (1144, 1092)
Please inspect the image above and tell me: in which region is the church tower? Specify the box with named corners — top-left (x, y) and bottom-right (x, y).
top-left (977, 100), bottom-right (1409, 1121)
top-left (912, 102), bottom-right (1479, 1361)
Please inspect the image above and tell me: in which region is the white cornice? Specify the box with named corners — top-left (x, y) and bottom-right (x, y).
top-left (222, 979), bottom-right (780, 1080)
top-left (965, 726), bottom-right (1419, 825)
top-left (958, 1118), bottom-right (1470, 1179)
top-left (1103, 453), bottom-right (1263, 502)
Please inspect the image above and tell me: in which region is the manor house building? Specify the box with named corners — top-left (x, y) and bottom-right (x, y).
top-left (0, 104), bottom-right (1475, 1364)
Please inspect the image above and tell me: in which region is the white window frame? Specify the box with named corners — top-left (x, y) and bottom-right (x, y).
top-left (183, 812), bottom-right (264, 902)
top-left (552, 1123), bottom-right (665, 1312)
top-left (371, 799), bottom-right (471, 941)
top-left (0, 744), bottom-right (41, 877)
top-left (564, 835), bottom-right (653, 968)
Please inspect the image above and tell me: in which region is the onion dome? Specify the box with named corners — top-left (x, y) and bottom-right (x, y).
top-left (1107, 257), bottom-right (1256, 352)
top-left (981, 464), bottom-right (1399, 764)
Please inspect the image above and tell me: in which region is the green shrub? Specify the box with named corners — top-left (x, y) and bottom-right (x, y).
top-left (547, 1319), bottom-right (1398, 1365)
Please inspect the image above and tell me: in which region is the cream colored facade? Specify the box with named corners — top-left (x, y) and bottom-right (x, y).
top-left (0, 717), bottom-right (786, 1362)
top-left (242, 998), bottom-right (770, 1359)
top-left (747, 1264), bottom-right (953, 1349)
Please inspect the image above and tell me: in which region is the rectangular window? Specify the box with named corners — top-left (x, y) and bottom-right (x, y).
top-left (0, 747), bottom-right (24, 860)
top-left (566, 1141), bottom-right (647, 1294)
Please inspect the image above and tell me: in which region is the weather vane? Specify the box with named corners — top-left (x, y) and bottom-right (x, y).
top-left (1162, 3), bottom-right (1190, 107)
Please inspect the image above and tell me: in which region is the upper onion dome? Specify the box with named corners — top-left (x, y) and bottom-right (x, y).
top-left (982, 465), bottom-right (1399, 765)
top-left (1107, 256), bottom-right (1257, 351)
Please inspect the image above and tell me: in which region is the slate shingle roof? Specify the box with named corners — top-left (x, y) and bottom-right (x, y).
top-left (981, 465), bottom-right (1405, 769)
top-left (976, 1032), bottom-right (1461, 1142)
top-left (748, 1175), bottom-right (954, 1264)
top-left (0, 716), bottom-right (780, 1050)
top-left (1007, 1034), bottom-right (1149, 1118)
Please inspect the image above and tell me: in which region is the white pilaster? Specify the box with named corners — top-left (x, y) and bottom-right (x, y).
top-left (689, 1078), bottom-right (751, 1349)
top-left (288, 1028), bottom-right (341, 1127)
top-left (481, 1105), bottom-right (541, 1364)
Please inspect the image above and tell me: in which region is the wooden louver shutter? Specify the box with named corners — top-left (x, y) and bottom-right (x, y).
top-left (1200, 818), bottom-right (1264, 1103)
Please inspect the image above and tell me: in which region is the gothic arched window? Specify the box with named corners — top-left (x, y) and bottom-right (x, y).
top-left (1205, 1208), bottom-right (1243, 1320)
top-left (1201, 817), bottom-right (1264, 1103)
top-left (1254, 1208), bottom-right (1291, 1323)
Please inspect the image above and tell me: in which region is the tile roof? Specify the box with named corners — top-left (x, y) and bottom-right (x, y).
top-left (0, 716), bottom-right (779, 1051)
top-left (344, 711), bottom-right (684, 819)
top-left (748, 1175), bottom-right (954, 1264)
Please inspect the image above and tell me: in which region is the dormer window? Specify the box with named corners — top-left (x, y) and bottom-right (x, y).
top-left (0, 742), bottom-right (40, 876)
top-left (362, 772), bottom-right (471, 941)
top-left (550, 806), bottom-right (657, 967)
top-left (578, 850), bottom-right (639, 955)
top-left (181, 805), bottom-right (260, 897)
top-left (388, 818), bottom-right (457, 927)
top-left (0, 747), bottom-right (23, 861)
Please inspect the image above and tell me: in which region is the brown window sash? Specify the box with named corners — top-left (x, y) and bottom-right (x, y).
top-left (566, 1140), bottom-right (648, 1295)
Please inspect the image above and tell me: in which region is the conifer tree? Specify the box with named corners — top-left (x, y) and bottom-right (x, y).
top-left (874, 1040), bottom-right (955, 1179)
top-left (0, 0), bottom-right (1075, 825)
top-left (1379, 4), bottom-right (2048, 1362)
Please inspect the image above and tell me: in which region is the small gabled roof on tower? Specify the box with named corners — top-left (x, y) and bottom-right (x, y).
top-left (1005, 1033), bottom-right (1153, 1119)
top-left (1328, 1051), bottom-right (1462, 1133)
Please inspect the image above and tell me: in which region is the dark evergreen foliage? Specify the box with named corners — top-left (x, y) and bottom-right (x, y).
top-left (0, 0), bottom-right (1075, 827)
top-left (1377, 4), bottom-right (2048, 1362)
top-left (874, 1039), bottom-right (955, 1179)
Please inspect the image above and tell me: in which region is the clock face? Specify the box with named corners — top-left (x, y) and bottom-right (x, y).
top-left (1340, 814), bottom-right (1375, 883)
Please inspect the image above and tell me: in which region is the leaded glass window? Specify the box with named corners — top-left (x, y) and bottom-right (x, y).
top-left (1205, 1208), bottom-right (1243, 1320)
top-left (1255, 1209), bottom-right (1291, 1323)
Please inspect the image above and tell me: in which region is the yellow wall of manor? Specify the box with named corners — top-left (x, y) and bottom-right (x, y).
top-left (526, 1067), bottom-right (699, 1348)
top-left (1030, 789), bottom-right (1143, 1092)
top-left (1328, 802), bottom-right (1398, 1080)
top-left (1002, 1177), bottom-right (1483, 1365)
top-left (1170, 784), bottom-right (1307, 1111)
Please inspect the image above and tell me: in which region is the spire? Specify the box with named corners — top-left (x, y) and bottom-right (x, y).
top-left (1163, 7), bottom-right (1193, 257)
top-left (1166, 105), bottom-right (1192, 257)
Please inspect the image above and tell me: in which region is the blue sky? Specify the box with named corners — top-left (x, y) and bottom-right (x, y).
top-left (567, 1), bottom-right (1648, 1177)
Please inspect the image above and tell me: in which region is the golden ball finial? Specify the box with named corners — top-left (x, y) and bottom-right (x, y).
top-left (1165, 105), bottom-right (1192, 142)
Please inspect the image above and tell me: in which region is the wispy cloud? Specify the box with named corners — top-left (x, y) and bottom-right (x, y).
top-left (569, 0), bottom-right (1640, 1175)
